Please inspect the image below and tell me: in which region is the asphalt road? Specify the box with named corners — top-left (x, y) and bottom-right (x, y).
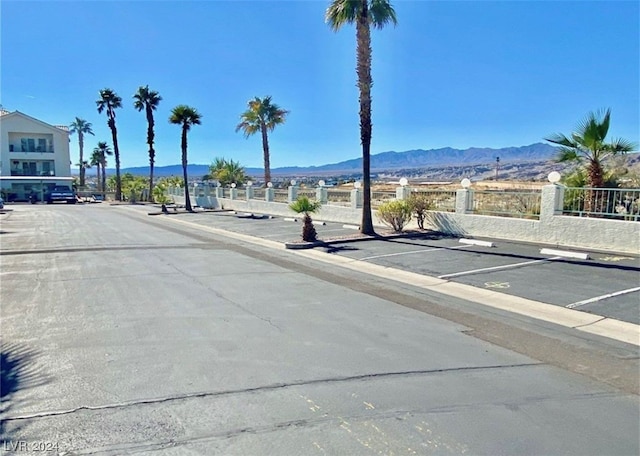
top-left (1, 204), bottom-right (638, 455)
top-left (141, 207), bottom-right (640, 325)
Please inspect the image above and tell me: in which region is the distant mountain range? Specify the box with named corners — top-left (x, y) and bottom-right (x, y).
top-left (89, 143), bottom-right (558, 178)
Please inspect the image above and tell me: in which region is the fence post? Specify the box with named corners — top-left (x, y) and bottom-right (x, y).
top-left (288, 184), bottom-right (298, 203)
top-left (229, 185), bottom-right (237, 200)
top-left (215, 185), bottom-right (224, 198)
top-left (396, 185), bottom-right (411, 201)
top-left (316, 186), bottom-right (328, 204)
top-left (246, 183), bottom-right (254, 201)
top-left (455, 189), bottom-right (473, 214)
top-left (541, 184), bottom-right (563, 219)
top-left (351, 188), bottom-right (363, 209)
top-left (265, 186), bottom-right (274, 202)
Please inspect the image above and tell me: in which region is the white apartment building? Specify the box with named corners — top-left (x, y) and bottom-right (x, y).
top-left (0, 109), bottom-right (74, 201)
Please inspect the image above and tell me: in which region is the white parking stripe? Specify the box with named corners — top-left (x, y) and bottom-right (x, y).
top-left (359, 244), bottom-right (472, 261)
top-left (566, 287), bottom-right (640, 309)
top-left (438, 257), bottom-right (561, 279)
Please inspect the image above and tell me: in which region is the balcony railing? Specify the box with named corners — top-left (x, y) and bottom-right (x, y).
top-left (10, 171), bottom-right (56, 177)
top-left (9, 145), bottom-right (55, 153)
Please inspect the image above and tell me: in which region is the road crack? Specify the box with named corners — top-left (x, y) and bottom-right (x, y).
top-left (5, 362), bottom-right (542, 422)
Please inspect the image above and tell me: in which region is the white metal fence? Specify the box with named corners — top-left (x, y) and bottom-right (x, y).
top-left (471, 190), bottom-right (542, 219)
top-left (563, 187), bottom-right (640, 221)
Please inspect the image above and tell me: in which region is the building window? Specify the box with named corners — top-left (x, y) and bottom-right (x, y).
top-left (21, 138), bottom-right (36, 152)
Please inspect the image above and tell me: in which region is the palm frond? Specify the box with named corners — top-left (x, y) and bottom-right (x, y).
top-left (596, 108), bottom-right (611, 142)
top-left (289, 195), bottom-right (321, 215)
top-left (169, 105), bottom-right (202, 126)
top-left (69, 117), bottom-right (94, 135)
top-left (325, 0), bottom-right (360, 31)
top-left (556, 147), bottom-right (580, 163)
top-left (370, 0), bottom-right (397, 29)
top-left (607, 137), bottom-right (638, 154)
top-left (544, 133), bottom-right (576, 148)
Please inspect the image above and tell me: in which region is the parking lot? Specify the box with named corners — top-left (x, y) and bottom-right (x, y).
top-left (160, 208), bottom-right (640, 325)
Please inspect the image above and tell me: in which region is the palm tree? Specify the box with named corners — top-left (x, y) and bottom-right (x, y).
top-left (92, 141), bottom-right (113, 193)
top-left (545, 109), bottom-right (636, 213)
top-left (210, 157), bottom-right (247, 187)
top-left (69, 117), bottom-right (94, 188)
top-left (133, 85), bottom-right (162, 201)
top-left (235, 96), bottom-right (289, 186)
top-left (326, 0), bottom-right (397, 235)
top-left (169, 105), bottom-right (202, 212)
top-left (289, 196), bottom-right (322, 242)
top-left (96, 88), bottom-right (123, 200)
top-left (89, 150), bottom-right (102, 194)
top-left (545, 109), bottom-right (636, 188)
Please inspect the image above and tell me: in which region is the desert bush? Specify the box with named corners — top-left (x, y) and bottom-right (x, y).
top-left (407, 193), bottom-right (434, 229)
top-left (377, 200), bottom-right (412, 232)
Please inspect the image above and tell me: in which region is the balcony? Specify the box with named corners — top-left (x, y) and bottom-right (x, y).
top-left (10, 171), bottom-right (56, 177)
top-left (9, 144), bottom-right (55, 153)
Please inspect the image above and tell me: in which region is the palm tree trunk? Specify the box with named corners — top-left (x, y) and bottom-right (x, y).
top-left (102, 162), bottom-right (107, 194)
top-left (149, 146), bottom-right (155, 202)
top-left (79, 132), bottom-right (85, 187)
top-left (109, 117), bottom-right (122, 201)
top-left (182, 126), bottom-right (192, 212)
top-left (96, 166), bottom-right (101, 196)
top-left (356, 0), bottom-right (375, 235)
top-left (261, 125), bottom-right (271, 185)
top-left (147, 109), bottom-right (155, 202)
top-left (586, 160), bottom-right (605, 214)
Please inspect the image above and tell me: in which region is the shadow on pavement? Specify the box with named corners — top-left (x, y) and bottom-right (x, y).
top-left (0, 340), bottom-right (50, 444)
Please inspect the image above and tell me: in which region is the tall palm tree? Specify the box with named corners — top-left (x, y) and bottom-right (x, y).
top-left (92, 141), bottom-right (113, 193)
top-left (96, 88), bottom-right (123, 200)
top-left (235, 96), bottom-right (289, 186)
top-left (326, 0), bottom-right (397, 235)
top-left (545, 109), bottom-right (636, 189)
top-left (169, 105), bottom-right (202, 212)
top-left (133, 85), bottom-right (162, 201)
top-left (69, 117), bottom-right (94, 188)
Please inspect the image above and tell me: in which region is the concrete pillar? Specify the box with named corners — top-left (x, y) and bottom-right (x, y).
top-left (351, 188), bottom-right (363, 209)
top-left (265, 187), bottom-right (275, 202)
top-left (396, 186), bottom-right (411, 201)
top-left (316, 187), bottom-right (328, 204)
top-left (215, 186), bottom-right (224, 198)
top-left (229, 187), bottom-right (238, 200)
top-left (288, 185), bottom-right (298, 204)
top-left (541, 184), bottom-right (563, 219)
top-left (455, 189), bottom-right (473, 214)
top-left (246, 186), bottom-right (254, 201)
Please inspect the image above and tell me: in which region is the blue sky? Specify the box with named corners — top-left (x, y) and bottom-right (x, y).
top-left (2, 0), bottom-right (638, 170)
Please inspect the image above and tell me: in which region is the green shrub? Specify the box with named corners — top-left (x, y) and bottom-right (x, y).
top-left (407, 193), bottom-right (434, 229)
top-left (377, 200), bottom-right (412, 232)
top-left (153, 184), bottom-right (172, 204)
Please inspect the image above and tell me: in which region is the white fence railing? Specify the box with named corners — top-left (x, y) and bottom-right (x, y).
top-left (167, 184), bottom-right (640, 223)
top-left (563, 187), bottom-right (640, 221)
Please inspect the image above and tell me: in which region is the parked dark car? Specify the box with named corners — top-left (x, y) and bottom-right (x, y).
top-left (46, 186), bottom-right (77, 204)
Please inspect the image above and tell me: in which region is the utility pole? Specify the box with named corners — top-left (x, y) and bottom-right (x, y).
top-left (495, 156), bottom-right (500, 180)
